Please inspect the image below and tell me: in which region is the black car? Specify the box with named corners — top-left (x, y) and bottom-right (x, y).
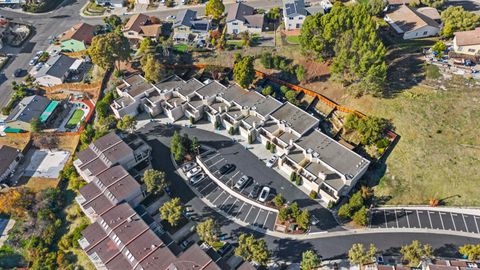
top-left (219, 164), bottom-right (235, 175)
top-left (248, 184), bottom-right (262, 198)
top-left (13, 68), bottom-right (23, 77)
top-left (217, 242), bottom-right (233, 256)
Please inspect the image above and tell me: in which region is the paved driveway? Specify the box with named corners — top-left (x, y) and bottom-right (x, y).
top-left (370, 208), bottom-right (480, 234)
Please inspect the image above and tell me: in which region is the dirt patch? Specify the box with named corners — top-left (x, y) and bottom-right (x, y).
top-left (23, 177), bottom-right (59, 191)
top-left (0, 135), bottom-right (31, 151)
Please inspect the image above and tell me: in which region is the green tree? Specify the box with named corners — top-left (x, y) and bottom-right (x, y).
top-left (364, 0), bottom-right (386, 16)
top-left (141, 53), bottom-right (166, 83)
top-left (432, 41), bottom-right (446, 54)
top-left (160, 198), bottom-right (184, 227)
top-left (266, 7), bottom-right (281, 21)
top-left (205, 0), bottom-right (225, 19)
top-left (235, 234), bottom-right (270, 266)
top-left (414, 0), bottom-right (445, 8)
top-left (260, 52), bottom-right (273, 69)
top-left (348, 243), bottom-right (377, 268)
top-left (233, 56), bottom-right (255, 88)
top-left (142, 169), bottom-right (167, 194)
top-left (96, 100), bottom-right (110, 119)
top-left (191, 136), bottom-right (199, 155)
top-left (297, 209), bottom-right (310, 230)
top-left (262, 85), bottom-right (273, 96)
top-left (459, 244), bottom-right (480, 261)
top-left (116, 115), bottom-right (137, 133)
top-left (103, 14), bottom-right (123, 28)
top-left (352, 206), bottom-right (368, 226)
top-left (88, 32), bottom-right (131, 71)
top-left (273, 194), bottom-right (284, 208)
top-left (280, 85), bottom-right (289, 95)
top-left (301, 250), bottom-right (321, 270)
top-left (138, 38), bottom-right (153, 54)
top-left (171, 131), bottom-right (186, 161)
top-left (278, 207), bottom-right (289, 222)
top-left (295, 65), bottom-right (306, 83)
top-left (290, 202), bottom-right (301, 220)
top-left (196, 218), bottom-right (221, 245)
top-left (31, 117), bottom-right (41, 132)
top-left (441, 6), bottom-right (480, 38)
top-left (338, 203), bottom-right (353, 219)
top-left (285, 90), bottom-right (298, 104)
top-left (400, 240), bottom-right (432, 267)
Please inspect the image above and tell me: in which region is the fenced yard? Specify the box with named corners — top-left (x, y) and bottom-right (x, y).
top-left (65, 109), bottom-right (85, 130)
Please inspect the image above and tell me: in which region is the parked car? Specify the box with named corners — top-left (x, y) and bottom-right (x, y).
top-left (265, 155), bottom-right (278, 168)
top-left (180, 239), bottom-right (194, 250)
top-left (13, 68), bottom-right (23, 78)
top-left (310, 215), bottom-right (319, 225)
top-left (34, 62), bottom-right (44, 71)
top-left (190, 173), bottom-right (206, 186)
top-left (217, 242), bottom-right (233, 256)
top-left (182, 162), bottom-right (196, 172)
top-left (29, 57), bottom-right (39, 66)
top-left (186, 166), bottom-right (202, 178)
top-left (234, 175), bottom-right (252, 190)
top-left (35, 51), bottom-right (44, 57)
top-left (258, 187), bottom-right (270, 202)
top-left (219, 164), bottom-right (235, 175)
top-left (248, 184), bottom-right (262, 198)
top-left (166, 15), bottom-right (176, 20)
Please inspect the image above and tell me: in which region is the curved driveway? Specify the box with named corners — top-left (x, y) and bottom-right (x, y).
top-left (138, 121), bottom-right (480, 262)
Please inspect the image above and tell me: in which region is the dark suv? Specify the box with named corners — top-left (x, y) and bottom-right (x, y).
top-left (248, 184), bottom-right (262, 198)
top-left (219, 164), bottom-right (235, 175)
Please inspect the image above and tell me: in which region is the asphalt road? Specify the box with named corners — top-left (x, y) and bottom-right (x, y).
top-left (138, 122), bottom-right (480, 263)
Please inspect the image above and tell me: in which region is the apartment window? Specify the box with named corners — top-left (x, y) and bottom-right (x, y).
top-left (423, 31), bottom-right (428, 35)
top-left (289, 17), bottom-right (294, 20)
top-left (232, 22), bottom-right (238, 25)
top-left (298, 17), bottom-right (303, 19)
top-left (468, 48), bottom-right (476, 53)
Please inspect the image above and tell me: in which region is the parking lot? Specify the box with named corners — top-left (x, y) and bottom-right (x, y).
top-left (188, 150), bottom-right (278, 231)
top-left (370, 208), bottom-right (480, 234)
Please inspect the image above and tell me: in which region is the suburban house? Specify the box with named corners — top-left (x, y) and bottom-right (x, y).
top-left (283, 0), bottom-right (307, 30)
top-left (384, 4), bottom-right (440, 39)
top-left (372, 259), bottom-right (480, 270)
top-left (453, 28), bottom-right (480, 57)
top-left (78, 202), bottom-right (222, 270)
top-left (226, 3), bottom-right (264, 34)
top-left (0, 145), bottom-right (22, 183)
top-left (122, 13), bottom-right (162, 42)
top-left (110, 74), bottom-right (370, 202)
top-left (416, 7), bottom-right (441, 23)
top-left (4, 95), bottom-right (57, 132)
top-left (76, 165), bottom-right (144, 222)
top-left (172, 9), bottom-right (211, 43)
top-left (95, 0), bottom-right (123, 7)
top-left (35, 54), bottom-right (81, 87)
top-left (73, 132), bottom-right (151, 182)
top-left (59, 22), bottom-right (95, 52)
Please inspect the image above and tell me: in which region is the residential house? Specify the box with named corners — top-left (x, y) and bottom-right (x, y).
top-left (78, 202), bottom-right (222, 270)
top-left (73, 132), bottom-right (151, 182)
top-left (76, 165), bottom-right (144, 222)
top-left (35, 54), bottom-right (81, 87)
top-left (453, 28), bottom-right (480, 57)
top-left (95, 0), bottom-right (123, 7)
top-left (123, 13), bottom-right (162, 42)
top-left (0, 145), bottom-right (22, 183)
top-left (384, 4), bottom-right (440, 39)
top-left (59, 22), bottom-right (95, 52)
top-left (283, 0), bottom-right (308, 30)
top-left (5, 95), bottom-right (54, 131)
top-left (226, 3), bottom-right (264, 34)
top-left (416, 7), bottom-right (441, 23)
top-left (370, 259), bottom-right (480, 270)
top-left (172, 9), bottom-right (211, 43)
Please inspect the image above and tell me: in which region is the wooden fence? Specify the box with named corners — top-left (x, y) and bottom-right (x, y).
top-left (40, 81), bottom-right (102, 92)
top-left (62, 50), bottom-right (88, 58)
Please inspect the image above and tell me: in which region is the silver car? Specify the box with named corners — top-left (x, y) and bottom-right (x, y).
top-left (258, 187), bottom-right (270, 202)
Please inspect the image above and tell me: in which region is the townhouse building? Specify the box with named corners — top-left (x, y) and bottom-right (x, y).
top-left (110, 74), bottom-right (370, 202)
top-left (74, 132), bottom-right (151, 182)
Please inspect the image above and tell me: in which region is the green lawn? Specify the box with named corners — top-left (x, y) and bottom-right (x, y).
top-left (65, 109), bottom-right (84, 129)
top-left (226, 40), bottom-right (244, 48)
top-left (173, 44), bottom-right (189, 53)
top-left (286, 35), bottom-right (300, 44)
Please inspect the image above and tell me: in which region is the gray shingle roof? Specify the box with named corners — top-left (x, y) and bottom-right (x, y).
top-left (174, 9), bottom-right (197, 28)
top-left (284, 0), bottom-right (307, 16)
top-left (226, 2), bottom-right (255, 22)
top-left (5, 95), bottom-right (50, 123)
top-left (36, 54), bottom-right (76, 79)
top-left (0, 145), bottom-right (20, 176)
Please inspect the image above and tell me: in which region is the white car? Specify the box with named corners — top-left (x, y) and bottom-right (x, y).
top-left (182, 162), bottom-right (196, 172)
top-left (266, 155), bottom-right (278, 168)
top-left (190, 173), bottom-right (206, 186)
top-left (166, 15), bottom-right (176, 20)
top-left (29, 57), bottom-right (39, 66)
top-left (186, 166), bottom-right (202, 178)
top-left (35, 50), bottom-right (44, 57)
top-left (34, 62), bottom-right (44, 71)
top-left (258, 187), bottom-right (270, 202)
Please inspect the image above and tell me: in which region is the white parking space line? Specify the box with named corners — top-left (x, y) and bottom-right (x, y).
top-left (439, 212), bottom-right (446, 230)
top-left (227, 198), bottom-right (238, 214)
top-left (204, 153), bottom-right (220, 162)
top-left (243, 206), bottom-right (254, 222)
top-left (462, 214), bottom-right (468, 232)
top-left (384, 210), bottom-right (388, 228)
top-left (199, 182), bottom-right (215, 193)
top-left (394, 210), bottom-right (399, 228)
top-left (219, 195), bottom-right (231, 208)
top-left (225, 171), bottom-right (240, 186)
top-left (212, 191), bottom-right (225, 205)
top-left (263, 211), bottom-right (271, 228)
top-left (253, 209), bottom-right (263, 225)
top-left (205, 187), bottom-right (219, 199)
top-left (475, 217), bottom-right (480, 233)
top-left (451, 213), bottom-right (457, 231)
top-left (235, 202), bottom-right (246, 218)
top-left (209, 158), bottom-right (225, 168)
top-left (406, 210), bottom-right (411, 228)
top-left (427, 211), bottom-right (433, 228)
top-left (417, 210), bottom-right (422, 227)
